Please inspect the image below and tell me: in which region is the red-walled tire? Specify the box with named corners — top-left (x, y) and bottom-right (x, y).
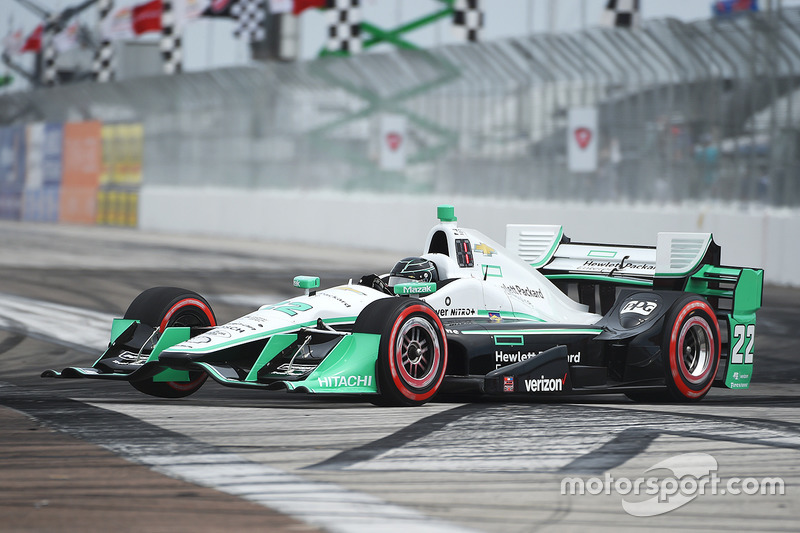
top-left (354, 298), bottom-right (448, 406)
top-left (661, 294), bottom-right (721, 402)
top-left (125, 287), bottom-right (216, 398)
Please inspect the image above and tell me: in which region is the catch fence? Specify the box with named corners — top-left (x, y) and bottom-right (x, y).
top-left (3, 8), bottom-right (800, 207)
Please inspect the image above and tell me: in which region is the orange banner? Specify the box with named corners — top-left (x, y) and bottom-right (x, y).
top-left (60, 121), bottom-right (102, 224)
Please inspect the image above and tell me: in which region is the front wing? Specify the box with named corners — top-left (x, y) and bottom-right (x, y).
top-left (43, 319), bottom-right (383, 395)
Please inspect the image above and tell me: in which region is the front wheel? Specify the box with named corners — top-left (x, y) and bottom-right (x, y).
top-left (354, 298), bottom-right (448, 406)
top-left (125, 287), bottom-right (216, 398)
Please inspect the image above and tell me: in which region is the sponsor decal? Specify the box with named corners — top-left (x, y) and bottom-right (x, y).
top-left (317, 375), bottom-right (373, 388)
top-left (275, 363), bottom-right (317, 376)
top-left (438, 307), bottom-right (477, 318)
top-left (568, 351), bottom-right (581, 363)
top-left (495, 349), bottom-right (539, 369)
top-left (728, 370), bottom-right (751, 388)
top-left (621, 300), bottom-right (658, 316)
top-left (474, 243), bottom-right (496, 256)
top-left (395, 283), bottom-right (435, 295)
top-left (206, 329), bottom-right (232, 338)
top-left (220, 321), bottom-right (258, 334)
top-left (503, 376), bottom-right (514, 392)
top-left (581, 259), bottom-right (656, 272)
top-left (320, 292), bottom-right (352, 308)
top-left (113, 350), bottom-right (146, 365)
top-left (524, 372), bottom-right (567, 392)
top-left (489, 312), bottom-right (501, 322)
top-left (502, 284), bottom-right (545, 299)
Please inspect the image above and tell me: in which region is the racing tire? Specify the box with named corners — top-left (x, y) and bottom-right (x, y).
top-left (124, 287), bottom-right (216, 399)
top-left (353, 298), bottom-right (448, 407)
top-left (628, 294), bottom-right (721, 403)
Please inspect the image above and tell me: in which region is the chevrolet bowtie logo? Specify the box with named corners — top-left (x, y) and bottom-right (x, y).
top-left (474, 243), bottom-right (496, 256)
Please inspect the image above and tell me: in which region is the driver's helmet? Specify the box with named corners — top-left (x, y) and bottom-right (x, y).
top-left (388, 257), bottom-right (439, 286)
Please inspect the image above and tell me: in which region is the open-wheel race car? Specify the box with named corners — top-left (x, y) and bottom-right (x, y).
top-left (43, 205), bottom-right (763, 406)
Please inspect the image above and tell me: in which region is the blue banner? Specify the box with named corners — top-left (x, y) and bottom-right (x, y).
top-left (712, 0), bottom-right (759, 17)
top-left (43, 123), bottom-right (63, 187)
top-left (0, 126), bottom-right (26, 220)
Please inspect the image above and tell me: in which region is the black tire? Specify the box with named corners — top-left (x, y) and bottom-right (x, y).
top-left (630, 294), bottom-right (721, 403)
top-left (125, 287), bottom-right (216, 398)
top-left (353, 298), bottom-right (448, 406)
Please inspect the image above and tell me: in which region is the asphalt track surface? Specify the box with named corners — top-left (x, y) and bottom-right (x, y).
top-left (0, 221), bottom-right (798, 532)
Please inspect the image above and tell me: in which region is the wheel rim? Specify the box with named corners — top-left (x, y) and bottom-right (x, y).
top-left (678, 316), bottom-right (713, 383)
top-left (160, 298), bottom-right (215, 331)
top-left (394, 316), bottom-right (441, 389)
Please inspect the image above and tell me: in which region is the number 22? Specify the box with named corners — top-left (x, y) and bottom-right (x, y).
top-left (731, 324), bottom-right (755, 364)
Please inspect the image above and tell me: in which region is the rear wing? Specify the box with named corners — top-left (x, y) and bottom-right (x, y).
top-left (507, 225), bottom-right (723, 285)
top-left (507, 224), bottom-right (764, 390)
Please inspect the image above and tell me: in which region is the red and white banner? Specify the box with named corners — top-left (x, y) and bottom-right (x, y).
top-left (100, 0), bottom-right (209, 39)
top-left (4, 24), bottom-right (77, 55)
top-left (268, 0), bottom-right (325, 15)
top-left (132, 0), bottom-right (163, 34)
top-left (101, 6), bottom-right (136, 40)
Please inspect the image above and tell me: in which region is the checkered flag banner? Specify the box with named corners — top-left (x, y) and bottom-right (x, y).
top-left (161, 0), bottom-right (182, 74)
top-left (42, 20), bottom-right (58, 86)
top-left (93, 0), bottom-right (115, 82)
top-left (326, 0), bottom-right (361, 54)
top-left (232, 0), bottom-right (267, 42)
top-left (602, 0), bottom-right (640, 28)
top-left (452, 0), bottom-right (483, 43)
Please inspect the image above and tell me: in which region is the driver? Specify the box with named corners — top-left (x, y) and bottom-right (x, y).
top-left (359, 257), bottom-right (439, 294)
top-left (387, 257), bottom-right (439, 286)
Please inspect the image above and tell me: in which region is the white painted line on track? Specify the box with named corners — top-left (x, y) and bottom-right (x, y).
top-left (133, 452), bottom-right (476, 533)
top-left (5, 293), bottom-right (479, 533)
top-left (0, 292), bottom-right (114, 353)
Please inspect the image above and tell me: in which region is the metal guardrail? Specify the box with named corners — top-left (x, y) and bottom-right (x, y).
top-left (2, 9), bottom-right (800, 206)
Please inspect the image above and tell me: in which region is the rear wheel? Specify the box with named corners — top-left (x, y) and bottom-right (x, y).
top-left (627, 294), bottom-right (721, 403)
top-left (125, 287), bottom-right (216, 398)
top-left (354, 298), bottom-right (447, 406)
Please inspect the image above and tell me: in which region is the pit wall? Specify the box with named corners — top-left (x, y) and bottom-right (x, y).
top-left (140, 186), bottom-right (798, 287)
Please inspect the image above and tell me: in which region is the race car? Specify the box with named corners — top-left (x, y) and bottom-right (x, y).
top-left (43, 205), bottom-right (763, 406)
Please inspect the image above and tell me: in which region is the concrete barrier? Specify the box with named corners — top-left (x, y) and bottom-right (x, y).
top-left (140, 186), bottom-right (799, 286)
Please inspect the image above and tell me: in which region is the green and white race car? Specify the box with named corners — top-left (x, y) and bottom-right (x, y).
top-left (43, 205), bottom-right (763, 406)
